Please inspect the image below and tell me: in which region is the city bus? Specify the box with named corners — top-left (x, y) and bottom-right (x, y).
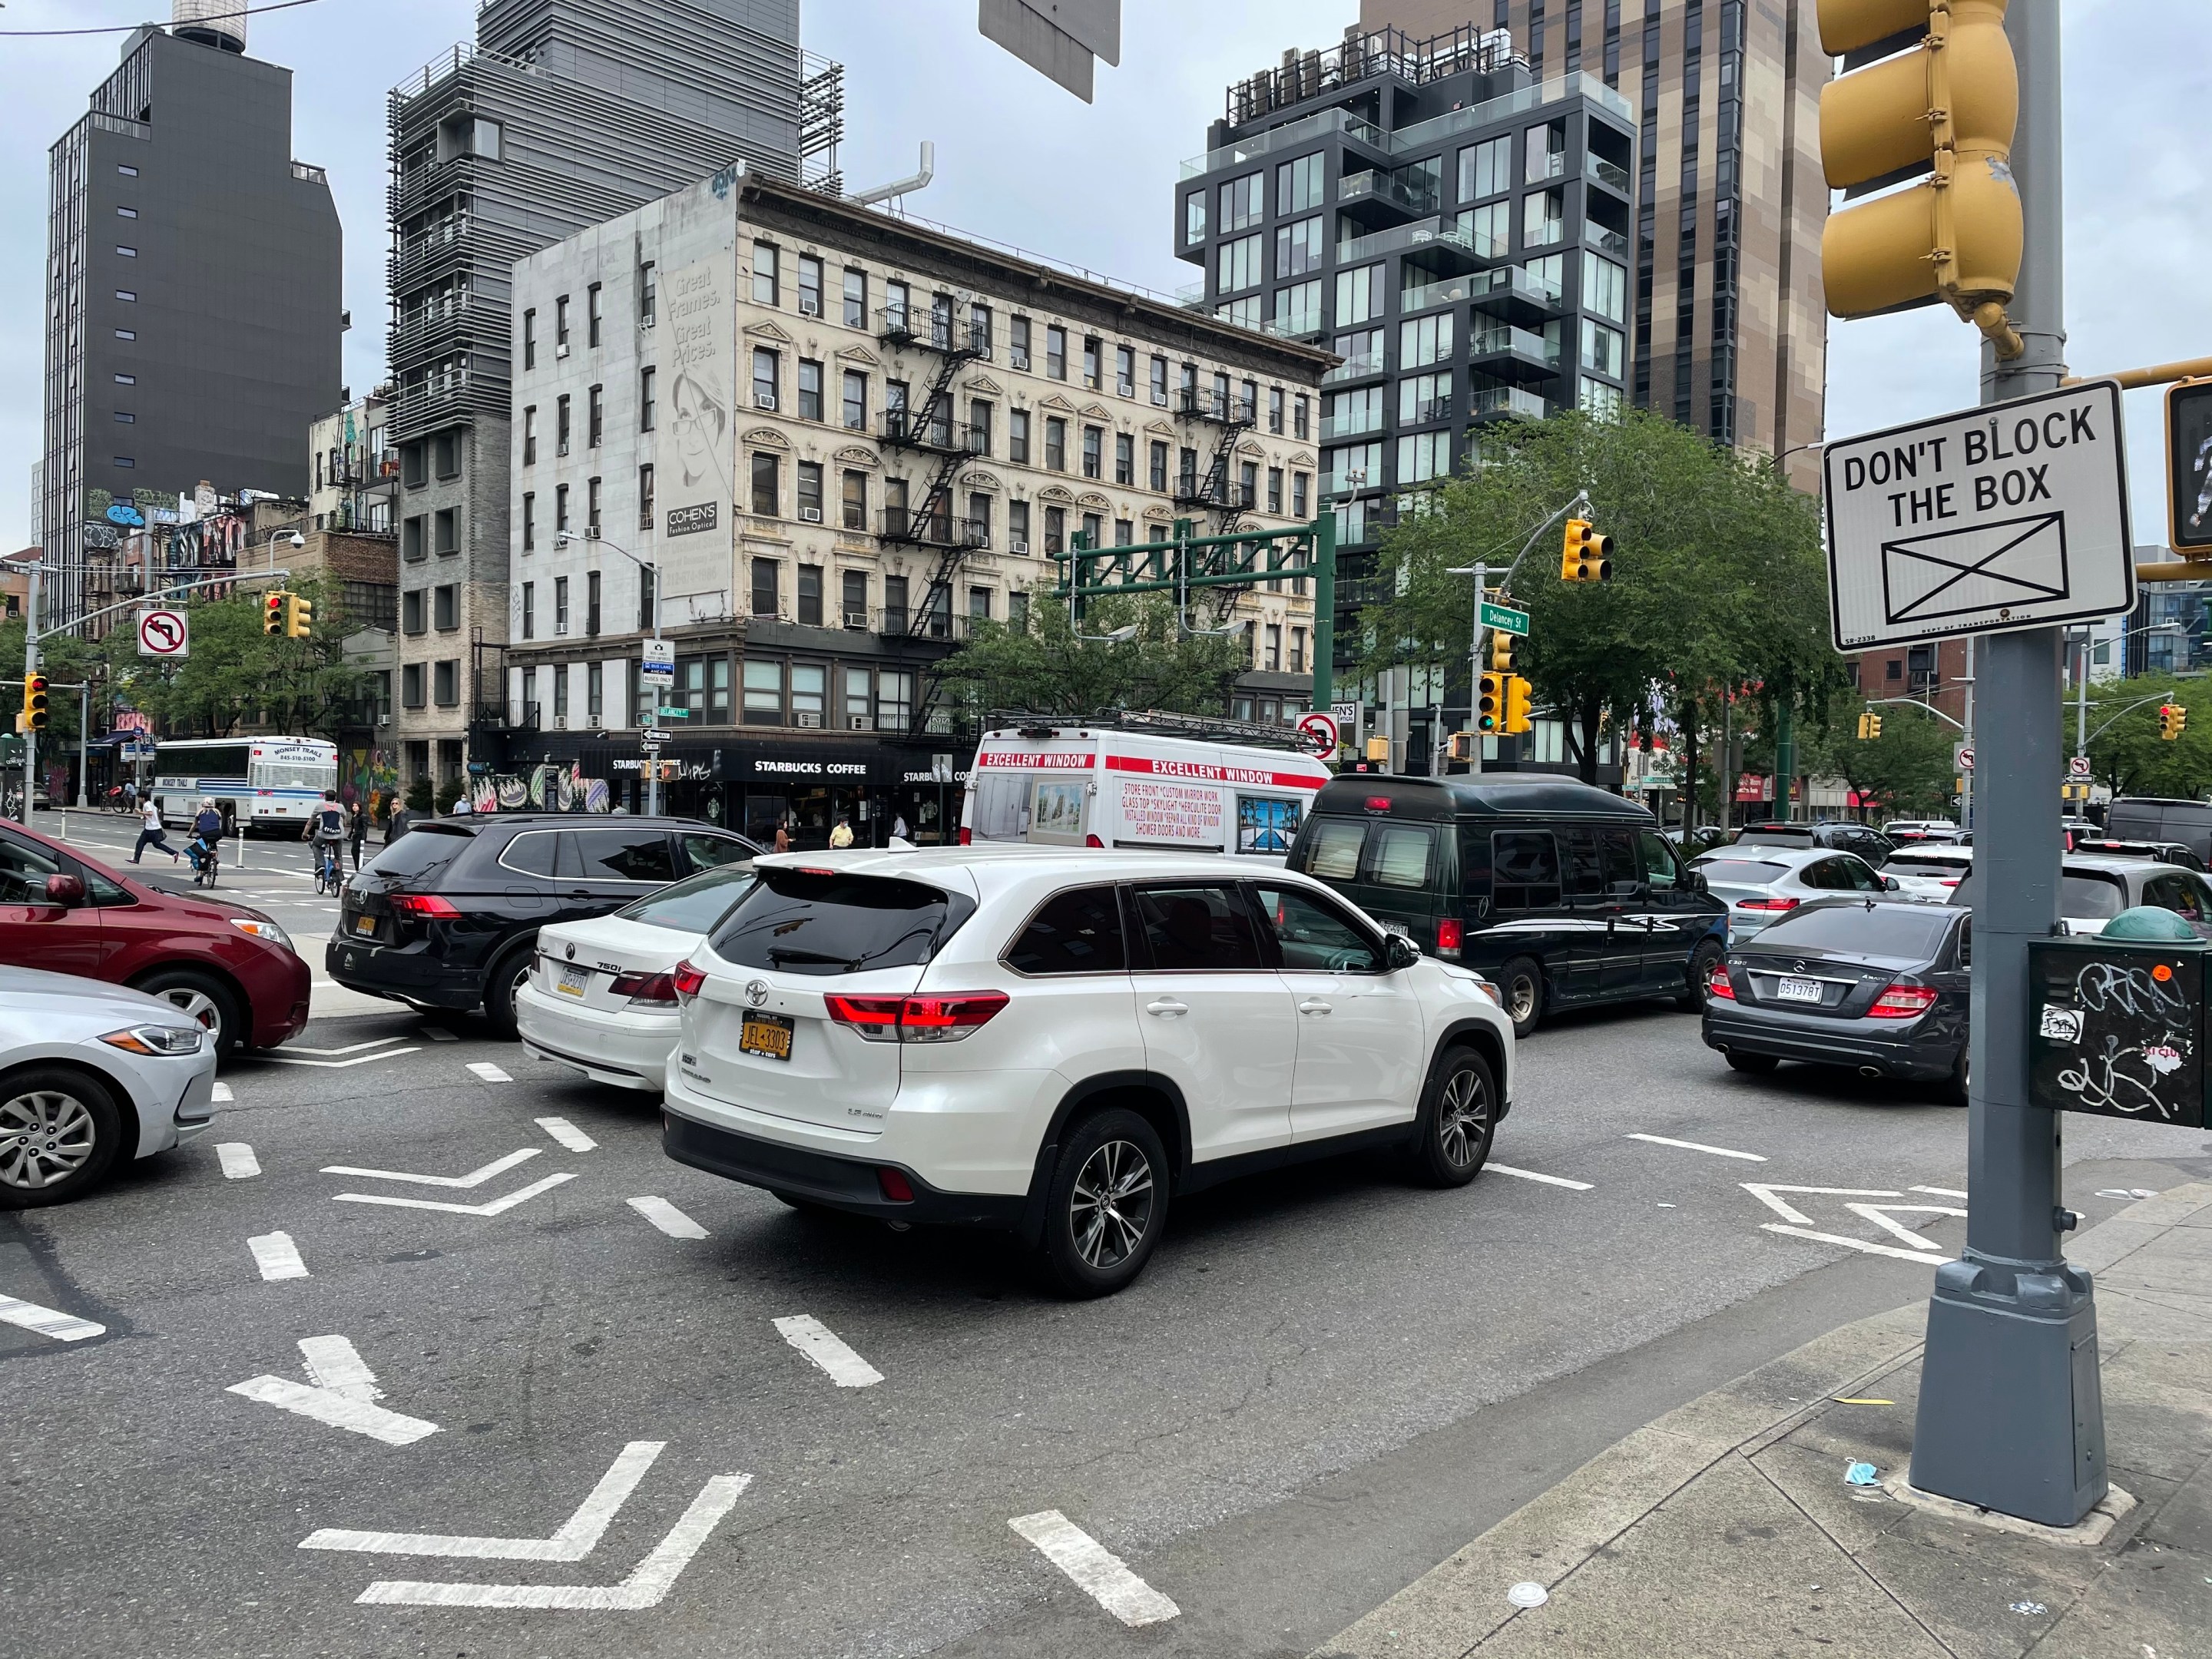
top-left (152, 737), bottom-right (340, 834)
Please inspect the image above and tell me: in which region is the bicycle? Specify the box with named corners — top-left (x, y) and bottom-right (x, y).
top-left (187, 836), bottom-right (221, 888)
top-left (314, 839), bottom-right (342, 896)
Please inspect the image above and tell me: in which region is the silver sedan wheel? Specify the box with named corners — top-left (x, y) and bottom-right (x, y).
top-left (1068, 1139), bottom-right (1155, 1270)
top-left (0, 1090), bottom-right (98, 1190)
top-left (157, 985), bottom-right (224, 1048)
top-left (1436, 1066), bottom-right (1491, 1171)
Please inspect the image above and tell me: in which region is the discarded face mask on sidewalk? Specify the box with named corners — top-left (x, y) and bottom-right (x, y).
top-left (1843, 1462), bottom-right (1880, 1487)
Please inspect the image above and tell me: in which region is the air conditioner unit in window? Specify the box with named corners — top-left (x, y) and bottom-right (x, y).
top-left (796, 711), bottom-right (822, 728)
top-left (585, 525), bottom-right (601, 539)
top-left (847, 714), bottom-right (869, 730)
top-left (799, 296), bottom-right (820, 316)
top-left (555, 343), bottom-right (570, 359)
top-left (753, 392), bottom-right (778, 410)
top-left (1008, 538), bottom-right (1029, 555)
top-left (799, 506), bottom-right (823, 522)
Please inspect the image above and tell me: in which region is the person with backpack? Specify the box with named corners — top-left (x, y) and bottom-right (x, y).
top-left (301, 790), bottom-right (348, 892)
top-left (185, 797), bottom-right (225, 886)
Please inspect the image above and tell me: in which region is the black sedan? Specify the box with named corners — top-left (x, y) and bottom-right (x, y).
top-left (1700, 897), bottom-right (1969, 1099)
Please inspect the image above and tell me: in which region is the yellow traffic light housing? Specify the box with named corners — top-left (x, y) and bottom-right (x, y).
top-left (263, 591), bottom-right (289, 636)
top-left (2161, 703), bottom-right (2188, 741)
top-left (1561, 518), bottom-right (1613, 583)
top-left (1856, 710), bottom-right (1885, 739)
top-left (22, 673), bottom-right (48, 733)
top-left (1818, 0), bottom-right (2023, 356)
top-left (1488, 630), bottom-right (1515, 674)
top-left (1446, 731), bottom-right (1477, 763)
top-left (1477, 671), bottom-right (1504, 733)
top-left (285, 594), bottom-right (314, 639)
top-left (1503, 675), bottom-right (1534, 735)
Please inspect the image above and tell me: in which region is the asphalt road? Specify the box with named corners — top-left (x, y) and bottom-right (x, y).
top-left (5, 828), bottom-right (2210, 1657)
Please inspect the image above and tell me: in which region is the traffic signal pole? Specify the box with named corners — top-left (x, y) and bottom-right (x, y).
top-left (1909, 0), bottom-right (2106, 1529)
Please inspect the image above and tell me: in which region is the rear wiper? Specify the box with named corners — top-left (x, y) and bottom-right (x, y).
top-left (767, 947), bottom-right (861, 969)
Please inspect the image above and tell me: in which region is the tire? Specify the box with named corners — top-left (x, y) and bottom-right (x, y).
top-left (1035, 1108), bottom-right (1170, 1298)
top-left (1408, 1045), bottom-right (1496, 1187)
top-left (0, 1065), bottom-right (124, 1209)
top-left (1498, 956), bottom-right (1545, 1039)
top-left (135, 968), bottom-right (245, 1055)
top-left (1946, 1044), bottom-right (1970, 1106)
top-left (1678, 938), bottom-right (1727, 1012)
top-left (482, 941), bottom-right (537, 1041)
top-left (1725, 1051), bottom-right (1780, 1075)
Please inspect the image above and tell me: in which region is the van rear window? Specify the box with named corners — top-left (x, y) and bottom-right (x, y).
top-left (1372, 825), bottom-right (1434, 889)
top-left (707, 868), bottom-right (975, 975)
top-left (1297, 818), bottom-right (1366, 882)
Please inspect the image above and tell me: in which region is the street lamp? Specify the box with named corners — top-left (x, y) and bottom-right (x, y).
top-left (555, 531), bottom-right (663, 815)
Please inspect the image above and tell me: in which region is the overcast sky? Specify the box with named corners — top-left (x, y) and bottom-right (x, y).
top-left (2, 0), bottom-right (2204, 552)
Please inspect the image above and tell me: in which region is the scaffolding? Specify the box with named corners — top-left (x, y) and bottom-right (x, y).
top-left (800, 52), bottom-right (844, 196)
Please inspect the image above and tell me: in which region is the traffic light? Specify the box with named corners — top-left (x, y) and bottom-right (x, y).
top-left (1561, 518), bottom-right (1613, 582)
top-left (1446, 730), bottom-right (1477, 763)
top-left (2167, 378), bottom-right (2212, 558)
top-left (1856, 710), bottom-right (1884, 740)
top-left (284, 594), bottom-right (314, 639)
top-left (1477, 671), bottom-right (1505, 733)
top-left (1503, 675), bottom-right (1534, 735)
top-left (1488, 629), bottom-right (1515, 675)
top-left (22, 673), bottom-right (48, 733)
top-left (263, 591), bottom-right (289, 636)
top-left (1818, 0), bottom-right (2022, 353)
top-left (2161, 703), bottom-right (2188, 741)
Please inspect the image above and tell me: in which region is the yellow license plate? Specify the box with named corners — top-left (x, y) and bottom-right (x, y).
top-left (353, 915), bottom-right (376, 935)
top-left (740, 1012), bottom-right (794, 1061)
top-left (557, 967), bottom-right (589, 998)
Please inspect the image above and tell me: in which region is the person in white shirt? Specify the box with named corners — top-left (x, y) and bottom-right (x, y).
top-left (891, 813), bottom-right (909, 840)
top-left (131, 797), bottom-right (180, 864)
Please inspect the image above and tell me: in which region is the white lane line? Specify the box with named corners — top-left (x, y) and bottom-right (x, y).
top-left (773, 1315), bottom-right (884, 1388)
top-left (0, 1292), bottom-right (104, 1343)
top-left (216, 1142), bottom-right (260, 1179)
top-left (535, 1116), bottom-right (598, 1152)
top-left (1628, 1132), bottom-right (1768, 1162)
top-left (304, 1442), bottom-right (664, 1560)
top-left (211, 1081), bottom-right (234, 1104)
top-left (1487, 1162), bottom-right (1594, 1191)
top-left (627, 1195), bottom-right (709, 1239)
top-left (352, 1473), bottom-right (751, 1609)
top-left (321, 1147), bottom-right (539, 1188)
top-left (1760, 1223), bottom-right (1946, 1265)
top-left (1912, 1184), bottom-right (1969, 1199)
top-left (333, 1172), bottom-right (575, 1217)
top-left (1740, 1184), bottom-right (1902, 1227)
top-left (263, 1047), bottom-right (422, 1071)
top-left (1847, 1200), bottom-right (1967, 1250)
top-left (1008, 1510), bottom-right (1180, 1627)
top-left (225, 1376), bottom-right (439, 1445)
top-left (299, 1335), bottom-right (383, 1402)
top-left (467, 1061), bottom-right (513, 1083)
top-left (285, 1036), bottom-right (412, 1058)
top-left (249, 1232), bottom-right (309, 1281)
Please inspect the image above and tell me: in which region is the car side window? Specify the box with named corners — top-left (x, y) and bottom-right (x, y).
top-left (1367, 824), bottom-right (1435, 889)
top-left (680, 833), bottom-right (750, 871)
top-left (0, 835), bottom-right (61, 904)
top-left (2145, 873), bottom-right (2202, 920)
top-left (1639, 830), bottom-right (1681, 891)
top-left (1297, 818), bottom-right (1366, 882)
top-left (498, 830), bottom-right (558, 878)
top-left (1839, 856), bottom-right (1885, 892)
top-left (1253, 885), bottom-right (1383, 973)
top-left (1597, 828), bottom-right (1643, 895)
top-left (1799, 858), bottom-right (1842, 892)
top-left (1562, 827), bottom-right (1605, 898)
top-left (1005, 885), bottom-right (1126, 975)
top-left (1492, 830), bottom-right (1561, 911)
top-left (1131, 884), bottom-right (1263, 972)
top-left (560, 829), bottom-right (677, 884)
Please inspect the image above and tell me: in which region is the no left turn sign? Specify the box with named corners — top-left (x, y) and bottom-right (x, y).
top-left (138, 608), bottom-right (188, 659)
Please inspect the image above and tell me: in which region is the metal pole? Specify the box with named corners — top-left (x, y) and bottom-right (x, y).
top-left (1773, 702), bottom-right (1794, 822)
top-left (1960, 636), bottom-right (1976, 830)
top-left (1311, 512), bottom-right (1335, 716)
top-left (646, 559), bottom-right (661, 819)
top-left (1718, 690), bottom-right (1732, 831)
top-left (1468, 561), bottom-right (1486, 776)
top-left (1910, 0), bottom-right (2104, 1529)
top-left (23, 560), bottom-right (40, 827)
top-left (77, 681), bottom-right (88, 816)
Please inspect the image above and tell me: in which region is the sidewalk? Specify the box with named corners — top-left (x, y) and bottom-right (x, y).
top-left (1315, 1183), bottom-right (2212, 1659)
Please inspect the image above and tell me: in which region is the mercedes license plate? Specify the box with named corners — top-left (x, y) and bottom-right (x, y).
top-left (557, 966), bottom-right (589, 998)
top-left (740, 1011), bottom-right (794, 1062)
top-left (1777, 975), bottom-right (1823, 1004)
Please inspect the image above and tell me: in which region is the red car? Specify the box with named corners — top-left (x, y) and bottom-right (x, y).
top-left (0, 816), bottom-right (310, 1052)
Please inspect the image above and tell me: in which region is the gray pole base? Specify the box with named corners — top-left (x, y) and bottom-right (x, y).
top-left (1909, 1254), bottom-right (2107, 1527)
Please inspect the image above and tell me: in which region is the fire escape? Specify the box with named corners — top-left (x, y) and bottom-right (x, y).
top-left (876, 298), bottom-right (988, 637)
top-left (1172, 380), bottom-right (1258, 627)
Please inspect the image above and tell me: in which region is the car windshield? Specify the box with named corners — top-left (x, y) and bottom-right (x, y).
top-left (1949, 872), bottom-right (2126, 918)
top-left (706, 867), bottom-right (975, 975)
top-left (364, 825), bottom-right (471, 881)
top-left (1750, 902), bottom-right (1953, 957)
top-left (1694, 858), bottom-right (1792, 886)
top-left (1886, 852), bottom-right (1972, 874)
top-left (619, 864), bottom-right (757, 934)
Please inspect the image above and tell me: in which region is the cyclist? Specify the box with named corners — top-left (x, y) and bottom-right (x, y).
top-left (186, 797), bottom-right (224, 886)
top-left (303, 789), bottom-right (347, 892)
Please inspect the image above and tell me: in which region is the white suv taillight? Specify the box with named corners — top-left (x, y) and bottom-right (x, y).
top-left (824, 991), bottom-right (1009, 1043)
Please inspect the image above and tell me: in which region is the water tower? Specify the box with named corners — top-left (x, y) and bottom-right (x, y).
top-left (171, 0), bottom-right (246, 53)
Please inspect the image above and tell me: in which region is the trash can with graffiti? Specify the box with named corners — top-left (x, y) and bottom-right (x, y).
top-left (2028, 935), bottom-right (2207, 1128)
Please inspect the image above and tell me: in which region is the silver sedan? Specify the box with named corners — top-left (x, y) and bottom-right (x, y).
top-left (1690, 844), bottom-right (1909, 942)
top-left (0, 968), bottom-right (218, 1208)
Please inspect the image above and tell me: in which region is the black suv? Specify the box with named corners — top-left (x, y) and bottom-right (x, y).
top-left (327, 815), bottom-right (758, 1035)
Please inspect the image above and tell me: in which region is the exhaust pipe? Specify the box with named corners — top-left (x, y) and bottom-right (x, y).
top-left (1859, 1065), bottom-right (1883, 1078)
top-left (849, 141), bottom-right (935, 207)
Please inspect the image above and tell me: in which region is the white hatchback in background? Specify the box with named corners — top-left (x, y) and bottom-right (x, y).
top-left (1692, 844), bottom-right (1909, 943)
top-left (659, 847), bottom-right (1516, 1296)
top-left (0, 967), bottom-right (217, 1208)
top-left (1881, 844), bottom-right (1973, 901)
top-left (515, 863), bottom-right (757, 1092)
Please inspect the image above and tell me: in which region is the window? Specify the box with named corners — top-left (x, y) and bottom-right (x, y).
top-left (1183, 190), bottom-right (1207, 247)
top-left (1148, 439), bottom-right (1168, 492)
top-left (1132, 885), bottom-right (1263, 971)
top-left (798, 358), bottom-right (823, 421)
top-left (587, 571), bottom-right (601, 636)
top-left (587, 475), bottom-right (602, 534)
top-left (842, 267), bottom-right (866, 327)
top-left (1008, 409), bottom-right (1031, 465)
top-left (883, 574), bottom-right (910, 634)
top-left (522, 406), bottom-right (537, 465)
top-left (553, 576), bottom-right (570, 636)
top-left (841, 569), bottom-right (868, 628)
top-left (1265, 623), bottom-right (1283, 671)
top-left (1401, 370), bottom-right (1452, 423)
top-left (1522, 187), bottom-right (1565, 247)
top-left (114, 373), bottom-right (135, 386)
top-left (1274, 216), bottom-right (1324, 278)
top-left (1150, 355), bottom-right (1169, 406)
top-left (116, 205), bottom-right (138, 220)
top-left (885, 280), bottom-right (909, 330)
top-left (114, 290), bottom-right (136, 303)
top-left (1457, 136), bottom-right (1511, 200)
top-left (555, 294), bottom-right (570, 349)
top-left (1114, 518), bottom-right (1134, 546)
top-left (435, 505), bottom-right (459, 553)
top-left (752, 346), bottom-right (778, 409)
top-left (1267, 467), bottom-right (1284, 513)
top-left (114, 244), bottom-right (136, 258)
top-left (639, 261), bottom-right (656, 326)
top-left (402, 591), bottom-right (426, 634)
top-left (1581, 318), bottom-right (1626, 377)
top-left (1044, 505), bottom-right (1066, 555)
top-left (1082, 336), bottom-right (1101, 389)
top-left (751, 240), bottom-right (779, 305)
top-left (1583, 251), bottom-right (1628, 323)
top-left (841, 469), bottom-right (867, 531)
top-left (555, 485), bottom-right (570, 534)
top-left (640, 366), bottom-right (656, 430)
top-left (969, 492), bottom-right (993, 547)
top-left (1401, 312), bottom-right (1455, 369)
top-left (402, 664), bottom-right (425, 708)
top-left (1219, 172), bottom-right (1263, 233)
top-left (1326, 385), bottom-right (1383, 437)
top-left (521, 582), bottom-right (535, 639)
top-left (1294, 395), bottom-right (1310, 439)
top-left (588, 384), bottom-right (604, 446)
top-left (1238, 460), bottom-right (1258, 508)
top-left (1277, 151), bottom-right (1324, 214)
top-left (796, 562), bottom-right (823, 627)
top-left (1010, 316), bottom-right (1031, 371)
top-left (1267, 387), bottom-right (1286, 435)
top-left (1526, 118), bottom-right (1567, 182)
top-left (1217, 233), bottom-right (1263, 292)
top-left (1257, 886), bottom-right (1379, 972)
top-left (796, 460), bottom-right (823, 522)
top-left (588, 662), bottom-right (604, 724)
top-left (1399, 429), bottom-right (1454, 485)
top-left (1115, 343), bottom-right (1136, 396)
top-left (750, 452), bottom-right (779, 518)
top-left (557, 394), bottom-right (571, 454)
top-left (117, 164), bottom-right (138, 177)
top-left (1372, 826), bottom-right (1436, 890)
top-left (1334, 263), bottom-right (1382, 326)
top-left (969, 399), bottom-right (993, 455)
top-left (1177, 445), bottom-right (1199, 496)
top-left (1524, 252), bottom-right (1566, 298)
top-left (1007, 886), bottom-right (1126, 975)
top-left (1459, 200), bottom-right (1511, 259)
top-left (749, 556), bottom-right (780, 618)
top-left (114, 329), bottom-right (135, 341)
top-left (1081, 425), bottom-right (1102, 478)
top-left (1045, 418), bottom-right (1066, 472)
top-left (1045, 325), bottom-right (1067, 379)
top-left (842, 368), bottom-right (866, 430)
top-left (637, 464), bottom-right (654, 528)
top-left (1114, 432), bottom-right (1134, 485)
top-left (1491, 830), bottom-right (1561, 909)
top-left (114, 411), bottom-right (134, 423)
top-left (797, 254), bottom-right (823, 316)
top-left (790, 662), bottom-right (826, 727)
top-left (875, 669), bottom-right (915, 733)
top-left (1081, 512), bottom-right (1103, 551)
top-left (636, 566), bottom-right (656, 632)
top-left (743, 658), bottom-right (784, 725)
top-left (1274, 279), bottom-right (1322, 337)
top-left (971, 301), bottom-right (994, 356)
top-left (1290, 628), bottom-right (1306, 674)
top-left (587, 283), bottom-right (602, 347)
top-left (567, 829), bottom-right (679, 885)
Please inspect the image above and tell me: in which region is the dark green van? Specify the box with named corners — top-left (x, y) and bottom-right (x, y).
top-left (1283, 773), bottom-right (1728, 1036)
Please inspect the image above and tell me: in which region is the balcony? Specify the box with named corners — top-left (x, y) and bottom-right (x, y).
top-left (1471, 385), bottom-right (1548, 422)
top-left (1470, 323), bottom-right (1559, 380)
top-left (1336, 167), bottom-right (1440, 229)
top-left (1337, 216), bottom-right (1484, 271)
top-left (1319, 408), bottom-right (1385, 442)
top-left (1322, 348), bottom-right (1388, 386)
top-left (878, 307), bottom-right (988, 356)
top-left (1178, 106), bottom-right (1388, 181)
top-left (1177, 386), bottom-right (1257, 424)
top-left (1472, 264), bottom-right (1566, 325)
top-left (879, 507), bottom-right (990, 550)
top-left (1405, 396), bottom-right (1454, 425)
top-left (473, 700), bottom-right (540, 733)
top-left (1585, 153), bottom-right (1631, 194)
top-left (879, 412), bottom-right (987, 457)
top-left (1584, 220), bottom-right (1631, 258)
top-left (1400, 273), bottom-right (1481, 315)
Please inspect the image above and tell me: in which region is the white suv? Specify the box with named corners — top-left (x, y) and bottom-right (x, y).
top-left (660, 848), bottom-right (1515, 1295)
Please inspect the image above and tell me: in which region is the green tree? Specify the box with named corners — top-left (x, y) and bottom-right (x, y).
top-left (99, 578), bottom-right (371, 740)
top-left (0, 619), bottom-right (102, 750)
top-left (1361, 408), bottom-right (1840, 803)
top-left (2082, 677), bottom-right (2212, 799)
top-left (1799, 695), bottom-right (1960, 821)
top-left (935, 591), bottom-right (1253, 720)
